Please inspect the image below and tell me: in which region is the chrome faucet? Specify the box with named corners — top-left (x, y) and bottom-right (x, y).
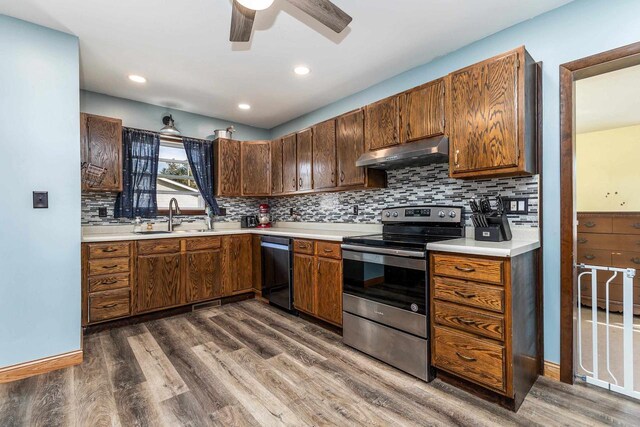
top-left (168, 198), bottom-right (181, 231)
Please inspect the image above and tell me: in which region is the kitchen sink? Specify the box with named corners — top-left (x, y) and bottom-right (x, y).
top-left (134, 229), bottom-right (212, 235)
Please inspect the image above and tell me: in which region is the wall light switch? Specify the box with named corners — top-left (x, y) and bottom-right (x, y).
top-left (33, 191), bottom-right (48, 209)
top-left (98, 207), bottom-right (108, 217)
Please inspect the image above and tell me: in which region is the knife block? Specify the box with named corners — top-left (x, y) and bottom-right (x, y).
top-left (474, 214), bottom-right (512, 242)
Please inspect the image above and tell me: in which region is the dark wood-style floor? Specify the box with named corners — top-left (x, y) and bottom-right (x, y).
top-left (2, 300), bottom-right (640, 426)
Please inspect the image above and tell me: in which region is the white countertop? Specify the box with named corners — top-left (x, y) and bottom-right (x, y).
top-left (426, 227), bottom-right (540, 257)
top-left (81, 221), bottom-right (381, 243)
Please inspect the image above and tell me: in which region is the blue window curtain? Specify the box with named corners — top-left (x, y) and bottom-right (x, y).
top-left (182, 137), bottom-right (220, 215)
top-left (114, 128), bottom-right (160, 218)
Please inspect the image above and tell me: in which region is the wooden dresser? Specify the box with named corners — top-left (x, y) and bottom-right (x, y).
top-left (430, 251), bottom-right (539, 411)
top-left (577, 212), bottom-right (640, 314)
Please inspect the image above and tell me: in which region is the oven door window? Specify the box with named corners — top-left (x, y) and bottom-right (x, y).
top-left (342, 251), bottom-right (427, 314)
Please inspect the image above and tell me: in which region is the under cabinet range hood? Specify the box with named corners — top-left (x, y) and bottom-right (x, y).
top-left (355, 136), bottom-right (449, 170)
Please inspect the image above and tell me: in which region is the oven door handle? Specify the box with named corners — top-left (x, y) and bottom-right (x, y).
top-left (340, 244), bottom-right (425, 258)
top-left (342, 250), bottom-right (426, 271)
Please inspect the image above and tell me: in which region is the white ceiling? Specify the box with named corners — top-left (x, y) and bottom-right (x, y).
top-left (576, 64), bottom-right (640, 134)
top-left (2, 0), bottom-right (572, 129)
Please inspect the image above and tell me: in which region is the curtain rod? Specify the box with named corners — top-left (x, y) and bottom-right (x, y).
top-left (122, 126), bottom-right (213, 143)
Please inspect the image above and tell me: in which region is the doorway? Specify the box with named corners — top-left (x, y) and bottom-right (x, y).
top-left (560, 42), bottom-right (640, 399)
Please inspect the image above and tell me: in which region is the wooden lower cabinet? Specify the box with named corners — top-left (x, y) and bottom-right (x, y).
top-left (82, 235), bottom-right (253, 326)
top-left (430, 251), bottom-right (539, 411)
top-left (136, 253), bottom-right (183, 313)
top-left (293, 240), bottom-right (343, 326)
top-left (186, 249), bottom-right (223, 303)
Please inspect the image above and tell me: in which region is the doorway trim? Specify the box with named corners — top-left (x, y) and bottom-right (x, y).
top-left (559, 41), bottom-right (640, 384)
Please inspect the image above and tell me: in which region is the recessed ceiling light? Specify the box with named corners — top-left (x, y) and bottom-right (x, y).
top-left (238, 103), bottom-right (251, 110)
top-left (128, 75), bottom-right (147, 83)
top-left (237, 0), bottom-right (274, 10)
top-left (294, 66), bottom-right (311, 76)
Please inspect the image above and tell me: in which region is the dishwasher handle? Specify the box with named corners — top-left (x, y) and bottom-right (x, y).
top-left (261, 242), bottom-right (290, 251)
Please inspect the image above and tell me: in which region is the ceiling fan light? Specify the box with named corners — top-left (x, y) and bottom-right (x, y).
top-left (237, 0), bottom-right (274, 11)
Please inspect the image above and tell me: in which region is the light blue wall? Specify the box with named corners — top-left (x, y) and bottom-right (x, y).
top-left (81, 91), bottom-right (270, 141)
top-left (0, 15), bottom-right (81, 367)
top-left (270, 0), bottom-right (640, 363)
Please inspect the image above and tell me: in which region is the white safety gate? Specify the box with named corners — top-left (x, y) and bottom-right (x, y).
top-left (577, 264), bottom-right (639, 400)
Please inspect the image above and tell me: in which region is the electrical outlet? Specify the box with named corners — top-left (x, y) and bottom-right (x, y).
top-left (98, 207), bottom-right (108, 217)
top-left (352, 205), bottom-right (359, 215)
top-left (503, 197), bottom-right (529, 214)
top-left (218, 207), bottom-right (227, 216)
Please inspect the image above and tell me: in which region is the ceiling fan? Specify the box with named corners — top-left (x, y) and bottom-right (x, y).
top-left (230, 0), bottom-right (352, 42)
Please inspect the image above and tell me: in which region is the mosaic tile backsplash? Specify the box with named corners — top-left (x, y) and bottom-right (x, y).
top-left (82, 163), bottom-right (539, 227)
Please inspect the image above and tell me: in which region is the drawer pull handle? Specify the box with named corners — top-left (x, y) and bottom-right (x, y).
top-left (584, 254), bottom-right (595, 260)
top-left (457, 318), bottom-right (476, 325)
top-left (454, 291), bottom-right (477, 299)
top-left (455, 352), bottom-right (477, 362)
top-left (102, 303), bottom-right (118, 309)
top-left (102, 265), bottom-right (118, 269)
top-left (584, 222), bottom-right (596, 228)
top-left (454, 266), bottom-right (476, 273)
top-left (578, 238), bottom-right (588, 244)
top-left (102, 279), bottom-right (119, 285)
top-left (323, 248), bottom-right (334, 253)
top-left (632, 258), bottom-right (640, 265)
top-left (633, 223), bottom-right (640, 229)
top-left (102, 248), bottom-right (118, 253)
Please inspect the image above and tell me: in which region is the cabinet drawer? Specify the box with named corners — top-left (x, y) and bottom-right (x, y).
top-left (433, 326), bottom-right (505, 392)
top-left (577, 233), bottom-right (640, 252)
top-left (577, 216), bottom-right (612, 234)
top-left (576, 248), bottom-right (612, 266)
top-left (612, 217), bottom-right (640, 235)
top-left (89, 289), bottom-right (131, 323)
top-left (88, 273), bottom-right (130, 293)
top-left (433, 254), bottom-right (503, 285)
top-left (612, 251), bottom-right (640, 269)
top-left (433, 277), bottom-right (504, 313)
top-left (316, 241), bottom-right (341, 259)
top-left (434, 301), bottom-right (504, 341)
top-left (293, 239), bottom-right (314, 255)
top-left (186, 237), bottom-right (221, 251)
top-left (137, 238), bottom-right (181, 255)
top-left (88, 242), bottom-right (131, 259)
top-left (88, 257), bottom-right (130, 276)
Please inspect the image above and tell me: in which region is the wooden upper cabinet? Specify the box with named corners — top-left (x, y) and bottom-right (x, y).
top-left (449, 46), bottom-right (537, 178)
top-left (296, 128), bottom-right (313, 191)
top-left (270, 138), bottom-right (284, 195)
top-left (312, 120), bottom-right (337, 190)
top-left (282, 134), bottom-right (298, 193)
top-left (81, 113), bottom-right (122, 192)
top-left (336, 109), bottom-right (366, 187)
top-left (399, 79), bottom-right (446, 143)
top-left (241, 140), bottom-right (271, 196)
top-left (364, 96), bottom-right (399, 151)
top-left (214, 138), bottom-right (241, 196)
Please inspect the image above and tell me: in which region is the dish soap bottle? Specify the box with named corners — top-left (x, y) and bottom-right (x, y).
top-left (133, 216), bottom-right (142, 233)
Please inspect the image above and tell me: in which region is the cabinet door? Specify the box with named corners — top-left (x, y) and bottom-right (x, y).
top-left (241, 141), bottom-right (271, 196)
top-left (293, 253), bottom-right (315, 314)
top-left (364, 96), bottom-right (399, 151)
top-left (81, 113), bottom-right (122, 191)
top-left (336, 109), bottom-right (365, 187)
top-left (216, 139), bottom-right (241, 196)
top-left (450, 51), bottom-right (519, 174)
top-left (136, 254), bottom-right (182, 313)
top-left (316, 257), bottom-right (342, 325)
top-left (271, 138), bottom-right (284, 194)
top-left (399, 79), bottom-right (445, 143)
top-left (186, 249), bottom-right (222, 303)
top-left (312, 120), bottom-right (337, 190)
top-left (297, 128), bottom-right (313, 191)
top-left (282, 134), bottom-right (298, 193)
top-left (225, 235), bottom-right (253, 295)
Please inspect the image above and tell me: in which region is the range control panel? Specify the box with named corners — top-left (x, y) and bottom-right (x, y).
top-left (381, 206), bottom-right (464, 224)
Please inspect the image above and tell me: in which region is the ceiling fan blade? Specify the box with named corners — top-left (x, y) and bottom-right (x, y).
top-left (285, 0), bottom-right (352, 33)
top-left (230, 0), bottom-right (256, 42)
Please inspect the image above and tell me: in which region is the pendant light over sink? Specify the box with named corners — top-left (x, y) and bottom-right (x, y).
top-left (230, 0), bottom-right (352, 42)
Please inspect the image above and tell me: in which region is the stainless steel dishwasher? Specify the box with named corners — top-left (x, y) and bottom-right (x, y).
top-left (261, 236), bottom-right (294, 311)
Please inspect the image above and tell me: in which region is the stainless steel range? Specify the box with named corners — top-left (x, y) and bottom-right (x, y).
top-left (341, 205), bottom-right (465, 381)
